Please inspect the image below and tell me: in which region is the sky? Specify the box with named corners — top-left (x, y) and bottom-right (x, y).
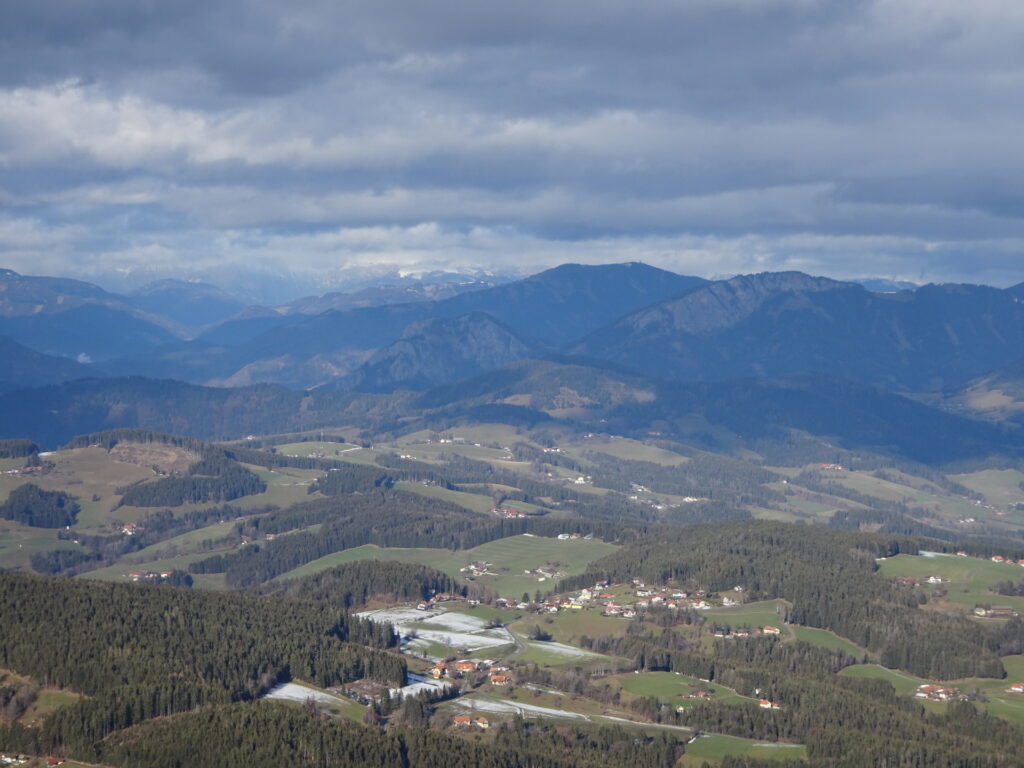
top-left (3, 0), bottom-right (1024, 297)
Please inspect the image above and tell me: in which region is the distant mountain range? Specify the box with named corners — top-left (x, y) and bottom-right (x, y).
top-left (0, 337), bottom-right (95, 394)
top-left (128, 279), bottom-right (247, 334)
top-left (573, 272), bottom-right (1024, 391)
top-left (3, 261), bottom-right (1024, 465)
top-left (98, 262), bottom-right (706, 388)
top-left (4, 359), bottom-right (1022, 469)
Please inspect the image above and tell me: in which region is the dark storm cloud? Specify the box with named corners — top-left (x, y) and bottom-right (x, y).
top-left (2, 0), bottom-right (1024, 289)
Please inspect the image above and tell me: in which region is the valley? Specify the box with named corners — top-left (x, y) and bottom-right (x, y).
top-left (4, 264), bottom-right (1024, 766)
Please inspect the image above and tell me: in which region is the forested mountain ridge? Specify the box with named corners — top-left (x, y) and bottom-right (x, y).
top-left (338, 313), bottom-right (539, 393)
top-left (97, 262), bottom-right (706, 388)
top-left (128, 279), bottom-right (247, 334)
top-left (4, 361), bottom-right (1024, 470)
top-left (574, 273), bottom-right (1024, 391)
top-left (0, 336), bottom-right (96, 393)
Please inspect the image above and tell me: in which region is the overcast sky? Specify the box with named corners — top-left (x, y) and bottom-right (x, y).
top-left (3, 0), bottom-right (1024, 293)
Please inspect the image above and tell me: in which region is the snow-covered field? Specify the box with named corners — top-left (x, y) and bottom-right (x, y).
top-left (359, 607), bottom-right (515, 652)
top-left (524, 640), bottom-right (601, 658)
top-left (390, 673), bottom-right (454, 699)
top-left (263, 682), bottom-right (347, 708)
top-left (453, 696), bottom-right (588, 720)
top-left (358, 606), bottom-right (439, 624)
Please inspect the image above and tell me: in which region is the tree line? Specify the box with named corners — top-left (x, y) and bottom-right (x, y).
top-left (0, 571), bottom-right (406, 758)
top-left (0, 484), bottom-right (79, 528)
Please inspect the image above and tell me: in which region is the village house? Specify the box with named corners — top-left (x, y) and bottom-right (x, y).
top-left (759, 699), bottom-right (782, 709)
top-left (761, 626), bottom-right (782, 635)
top-left (975, 606), bottom-right (1018, 618)
top-left (926, 576), bottom-right (944, 584)
top-left (490, 674), bottom-right (510, 685)
top-left (452, 714), bottom-right (473, 727)
top-left (1005, 682), bottom-right (1024, 693)
top-left (914, 684), bottom-right (962, 702)
top-left (455, 660), bottom-right (479, 673)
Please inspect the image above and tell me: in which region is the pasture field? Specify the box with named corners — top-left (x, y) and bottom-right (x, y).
top-left (20, 687), bottom-right (83, 726)
top-left (747, 506), bottom-right (807, 523)
top-left (838, 664), bottom-right (927, 695)
top-left (0, 518), bottom-right (79, 570)
top-left (273, 534), bottom-right (620, 598)
top-left (608, 671), bottom-right (753, 708)
top-left (834, 472), bottom-right (926, 503)
top-left (1, 446), bottom-right (157, 530)
top-left (833, 472), bottom-right (988, 522)
top-left (704, 599), bottom-right (788, 630)
top-left (789, 626), bottom-right (874, 659)
top-left (0, 668), bottom-right (83, 727)
top-left (681, 734), bottom-right (807, 765)
top-left (510, 608), bottom-right (632, 646)
top-left (109, 520), bottom-right (239, 564)
top-left (839, 658), bottom-right (1024, 724)
top-left (513, 639), bottom-right (613, 667)
top-left (80, 550), bottom-right (230, 590)
top-left (397, 442), bottom-right (513, 462)
top-left (394, 481), bottom-right (495, 514)
top-left (950, 469), bottom-right (1024, 509)
top-left (263, 680), bottom-right (366, 722)
top-left (272, 441), bottom-right (359, 458)
top-left (565, 437), bottom-right (688, 466)
top-left (395, 424), bottom-right (528, 448)
top-left (275, 442), bottom-right (386, 466)
top-left (877, 553), bottom-right (1024, 614)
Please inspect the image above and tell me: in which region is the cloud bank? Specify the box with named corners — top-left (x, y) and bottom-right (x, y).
top-left (2, 0), bottom-right (1024, 295)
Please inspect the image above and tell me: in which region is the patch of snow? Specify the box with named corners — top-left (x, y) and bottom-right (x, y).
top-left (454, 697), bottom-right (588, 720)
top-left (524, 641), bottom-right (601, 658)
top-left (412, 628), bottom-right (513, 650)
top-left (263, 682), bottom-right (347, 708)
top-left (390, 673), bottom-right (453, 699)
top-left (360, 607), bottom-right (515, 652)
top-left (358, 607), bottom-right (440, 624)
top-left (415, 612), bottom-right (489, 632)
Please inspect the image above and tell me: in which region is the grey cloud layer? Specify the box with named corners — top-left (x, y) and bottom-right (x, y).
top-left (2, 0), bottom-right (1024, 288)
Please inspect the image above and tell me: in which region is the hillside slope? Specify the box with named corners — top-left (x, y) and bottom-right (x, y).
top-left (575, 273), bottom-right (1024, 391)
